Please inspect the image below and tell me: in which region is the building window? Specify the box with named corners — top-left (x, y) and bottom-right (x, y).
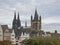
top-left (12, 35), bottom-right (14, 36)
top-left (12, 38), bottom-right (14, 40)
top-left (11, 41), bottom-right (14, 43)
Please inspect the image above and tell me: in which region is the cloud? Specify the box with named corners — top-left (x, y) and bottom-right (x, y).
top-left (42, 16), bottom-right (60, 24)
top-left (0, 0), bottom-right (60, 32)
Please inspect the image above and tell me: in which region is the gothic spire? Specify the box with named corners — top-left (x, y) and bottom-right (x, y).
top-left (39, 16), bottom-right (41, 30)
top-left (14, 11), bottom-right (16, 20)
top-left (40, 16), bottom-right (41, 21)
top-left (17, 12), bottom-right (21, 28)
top-left (12, 11), bottom-right (17, 29)
top-left (31, 15), bottom-right (33, 21)
top-left (18, 12), bottom-right (19, 20)
top-left (34, 9), bottom-right (38, 21)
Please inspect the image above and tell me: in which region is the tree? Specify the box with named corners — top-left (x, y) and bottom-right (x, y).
top-left (22, 36), bottom-right (60, 45)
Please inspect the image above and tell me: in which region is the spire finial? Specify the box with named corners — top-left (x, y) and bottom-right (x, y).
top-left (17, 12), bottom-right (21, 27)
top-left (18, 12), bottom-right (19, 19)
top-left (14, 11), bottom-right (16, 20)
top-left (34, 8), bottom-right (38, 21)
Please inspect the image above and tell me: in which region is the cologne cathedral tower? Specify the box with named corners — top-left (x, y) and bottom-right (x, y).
top-left (17, 12), bottom-right (21, 29)
top-left (31, 9), bottom-right (41, 31)
top-left (12, 12), bottom-right (21, 30)
top-left (12, 12), bottom-right (21, 37)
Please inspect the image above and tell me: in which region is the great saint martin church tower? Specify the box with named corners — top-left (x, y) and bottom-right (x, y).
top-left (31, 9), bottom-right (41, 31)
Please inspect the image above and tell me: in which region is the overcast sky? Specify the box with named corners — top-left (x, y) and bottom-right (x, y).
top-left (0, 0), bottom-right (60, 32)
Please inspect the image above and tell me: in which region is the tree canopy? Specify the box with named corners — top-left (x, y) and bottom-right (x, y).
top-left (22, 37), bottom-right (60, 45)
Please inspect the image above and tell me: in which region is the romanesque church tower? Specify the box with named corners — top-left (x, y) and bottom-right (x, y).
top-left (31, 9), bottom-right (41, 31)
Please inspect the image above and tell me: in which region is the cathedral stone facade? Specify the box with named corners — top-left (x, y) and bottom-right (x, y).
top-left (31, 9), bottom-right (41, 31)
top-left (12, 9), bottom-right (42, 37)
top-left (12, 12), bottom-right (21, 30)
top-left (12, 12), bottom-right (21, 37)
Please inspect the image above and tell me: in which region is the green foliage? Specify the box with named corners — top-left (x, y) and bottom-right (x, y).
top-left (28, 29), bottom-right (38, 33)
top-left (22, 37), bottom-right (60, 45)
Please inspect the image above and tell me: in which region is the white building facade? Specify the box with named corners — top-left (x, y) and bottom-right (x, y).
top-left (4, 29), bottom-right (11, 40)
top-left (11, 30), bottom-right (16, 45)
top-left (0, 25), bottom-right (3, 41)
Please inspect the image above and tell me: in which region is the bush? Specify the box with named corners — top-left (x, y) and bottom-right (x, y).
top-left (22, 37), bottom-right (60, 45)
